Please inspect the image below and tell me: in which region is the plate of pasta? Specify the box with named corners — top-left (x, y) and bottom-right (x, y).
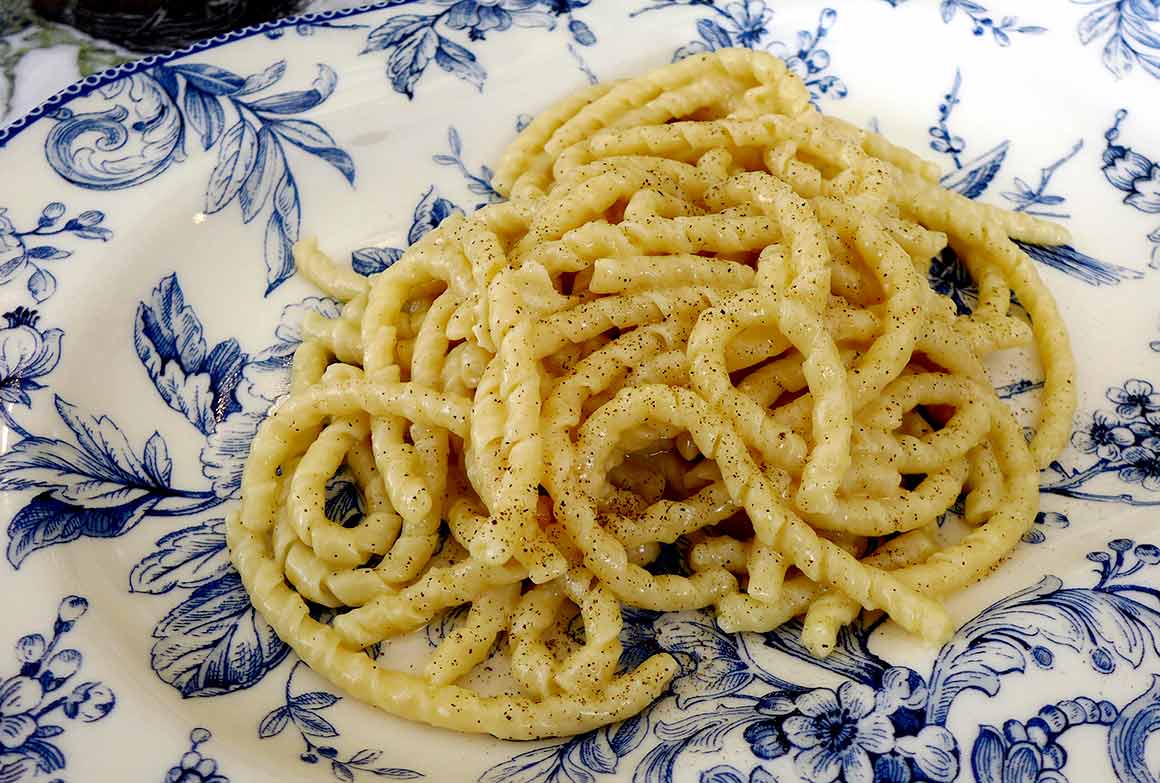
top-left (2, 2), bottom-right (1160, 782)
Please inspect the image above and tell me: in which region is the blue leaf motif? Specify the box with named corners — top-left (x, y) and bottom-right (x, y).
top-left (238, 60), bottom-right (287, 96)
top-left (408, 187), bottom-right (463, 245)
top-left (477, 742), bottom-right (582, 783)
top-left (697, 18), bottom-right (735, 50)
top-left (239, 127), bottom-right (286, 224)
top-left (247, 64), bottom-right (338, 115)
top-left (926, 576), bottom-right (1160, 724)
top-left (27, 267), bottom-right (57, 302)
top-left (364, 14), bottom-right (436, 53)
top-left (265, 206), bottom-right (296, 295)
top-left (653, 615), bottom-right (752, 707)
top-left (292, 690), bottom-right (341, 709)
top-left (607, 710), bottom-right (649, 757)
top-left (7, 491), bottom-right (160, 568)
top-left (170, 63), bottom-right (246, 95)
top-left (1015, 241), bottom-right (1143, 287)
top-left (142, 431), bottom-right (173, 486)
top-left (0, 396), bottom-right (162, 506)
top-left (129, 520), bottom-right (230, 595)
top-left (371, 769), bottom-right (422, 779)
top-left (0, 754), bottom-right (38, 781)
top-left (1109, 675), bottom-right (1160, 783)
top-left (272, 172), bottom-right (301, 242)
top-left (183, 87), bottom-right (226, 150)
top-left (206, 120), bottom-right (260, 214)
top-left (154, 66), bottom-right (180, 102)
top-left (26, 246), bottom-right (70, 260)
top-left (290, 705), bottom-right (339, 737)
top-left (351, 247), bottom-right (403, 276)
top-left (270, 119), bottom-right (356, 185)
top-left (970, 724), bottom-right (1006, 783)
top-left (151, 569), bottom-right (289, 696)
top-left (23, 738), bottom-right (66, 773)
top-left (761, 619), bottom-right (886, 685)
top-left (388, 27), bottom-right (440, 99)
top-left (434, 38), bottom-right (486, 92)
top-left (258, 705), bottom-right (291, 738)
top-left (569, 18), bottom-right (596, 46)
top-left (940, 141), bottom-right (1008, 199)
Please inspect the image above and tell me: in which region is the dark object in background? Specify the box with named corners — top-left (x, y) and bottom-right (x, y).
top-left (32, 0), bottom-right (305, 53)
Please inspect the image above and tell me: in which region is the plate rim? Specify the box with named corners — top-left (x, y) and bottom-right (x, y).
top-left (0, 0), bottom-right (396, 148)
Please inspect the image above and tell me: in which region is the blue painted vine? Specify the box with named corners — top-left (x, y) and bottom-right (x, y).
top-left (481, 537), bottom-right (1160, 783)
top-left (0, 596), bottom-right (115, 783)
top-left (351, 125), bottom-right (492, 275)
top-left (881, 0), bottom-right (1045, 46)
top-left (1043, 378), bottom-right (1160, 506)
top-left (0, 128), bottom-right (492, 700)
top-left (628, 0), bottom-right (847, 104)
top-left (43, 59), bottom-right (354, 293)
top-left (257, 661), bottom-right (423, 782)
top-left (0, 202), bottom-right (112, 303)
top-left (924, 68), bottom-right (1140, 287)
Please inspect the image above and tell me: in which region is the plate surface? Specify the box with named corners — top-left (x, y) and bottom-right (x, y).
top-left (2, 2), bottom-right (1160, 781)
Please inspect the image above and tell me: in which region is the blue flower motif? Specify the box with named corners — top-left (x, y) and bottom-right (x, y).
top-left (164, 728), bottom-right (230, 783)
top-left (1117, 445), bottom-right (1160, 491)
top-left (1070, 411), bottom-right (1135, 459)
top-left (0, 308), bottom-right (62, 414)
top-left (1108, 379), bottom-right (1160, 419)
top-left (719, 0), bottom-right (774, 48)
top-left (0, 203), bottom-right (110, 302)
top-left (436, 0), bottom-right (553, 39)
top-left (972, 720), bottom-right (1069, 783)
top-left (0, 596), bottom-right (112, 776)
top-left (742, 693), bottom-right (796, 760)
top-left (783, 681), bottom-right (896, 783)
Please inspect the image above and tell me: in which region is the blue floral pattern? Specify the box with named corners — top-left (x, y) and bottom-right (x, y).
top-left (258, 661), bottom-right (423, 782)
top-left (360, 0), bottom-right (597, 98)
top-left (1044, 378), bottom-right (1160, 505)
top-left (481, 537), bottom-right (1160, 783)
top-left (884, 0), bottom-right (1045, 46)
top-left (164, 728), bottom-right (229, 783)
top-left (1073, 0), bottom-right (1160, 80)
top-left (0, 2), bottom-right (1158, 780)
top-left (0, 203), bottom-right (112, 303)
top-left (1101, 108), bottom-right (1160, 268)
top-left (0, 596), bottom-right (114, 782)
top-left (43, 60), bottom-right (353, 293)
top-left (924, 69), bottom-right (1141, 287)
top-left (0, 308), bottom-right (62, 439)
top-left (630, 1), bottom-right (846, 104)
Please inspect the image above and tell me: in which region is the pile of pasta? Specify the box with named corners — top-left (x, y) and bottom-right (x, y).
top-left (227, 48), bottom-right (1075, 740)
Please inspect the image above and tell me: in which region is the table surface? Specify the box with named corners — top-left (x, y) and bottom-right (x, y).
top-left (0, 0), bottom-right (345, 126)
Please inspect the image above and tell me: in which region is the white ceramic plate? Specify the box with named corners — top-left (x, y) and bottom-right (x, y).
top-left (2, 2), bottom-right (1160, 781)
